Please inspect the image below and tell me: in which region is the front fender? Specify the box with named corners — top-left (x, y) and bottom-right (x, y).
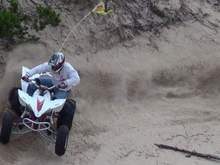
top-left (50, 99), bottom-right (66, 112)
top-left (18, 89), bottom-right (66, 116)
top-left (18, 89), bottom-right (32, 107)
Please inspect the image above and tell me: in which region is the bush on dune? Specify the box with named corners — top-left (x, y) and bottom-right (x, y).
top-left (0, 0), bottom-right (61, 45)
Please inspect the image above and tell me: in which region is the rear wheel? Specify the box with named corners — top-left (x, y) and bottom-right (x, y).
top-left (1, 111), bottom-right (14, 144)
top-left (55, 125), bottom-right (69, 156)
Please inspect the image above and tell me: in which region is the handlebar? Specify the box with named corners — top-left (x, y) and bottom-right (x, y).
top-left (36, 83), bottom-right (56, 91)
top-left (23, 78), bottom-right (56, 91)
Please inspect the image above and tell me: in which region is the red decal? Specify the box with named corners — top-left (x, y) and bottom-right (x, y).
top-left (37, 99), bottom-right (44, 112)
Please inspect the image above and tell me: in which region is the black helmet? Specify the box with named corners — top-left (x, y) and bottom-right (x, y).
top-left (48, 52), bottom-right (65, 72)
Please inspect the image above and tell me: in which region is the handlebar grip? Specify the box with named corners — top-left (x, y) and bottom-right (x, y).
top-left (21, 76), bottom-right (29, 82)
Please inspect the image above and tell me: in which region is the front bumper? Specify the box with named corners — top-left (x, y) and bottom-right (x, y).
top-left (23, 118), bottom-right (51, 131)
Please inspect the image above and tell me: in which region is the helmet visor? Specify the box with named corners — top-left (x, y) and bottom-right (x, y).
top-left (50, 65), bottom-right (60, 71)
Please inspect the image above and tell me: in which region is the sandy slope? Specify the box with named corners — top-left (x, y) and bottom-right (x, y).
top-left (0, 22), bottom-right (220, 165)
top-left (1, 1), bottom-right (220, 165)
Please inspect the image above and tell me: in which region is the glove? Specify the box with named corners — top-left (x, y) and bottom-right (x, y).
top-left (58, 81), bottom-right (67, 89)
top-left (21, 75), bottom-right (30, 82)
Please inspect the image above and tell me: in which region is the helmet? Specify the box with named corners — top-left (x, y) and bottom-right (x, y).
top-left (48, 52), bottom-right (65, 72)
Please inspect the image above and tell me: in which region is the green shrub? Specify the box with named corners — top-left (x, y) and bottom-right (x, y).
top-left (9, 0), bottom-right (19, 13)
top-left (0, 10), bottom-right (27, 40)
top-left (35, 5), bottom-right (61, 31)
top-left (0, 0), bottom-right (61, 44)
top-left (0, 0), bottom-right (27, 40)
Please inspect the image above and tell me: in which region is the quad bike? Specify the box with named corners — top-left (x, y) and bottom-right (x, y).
top-left (0, 67), bottom-right (75, 156)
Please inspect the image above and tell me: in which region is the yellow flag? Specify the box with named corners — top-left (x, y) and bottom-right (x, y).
top-left (92, 1), bottom-right (112, 16)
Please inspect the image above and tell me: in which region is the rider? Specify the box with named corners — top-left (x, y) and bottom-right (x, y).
top-left (21, 52), bottom-right (80, 129)
top-left (22, 52), bottom-right (80, 99)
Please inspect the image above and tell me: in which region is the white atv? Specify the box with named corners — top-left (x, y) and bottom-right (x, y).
top-left (1, 67), bottom-right (76, 156)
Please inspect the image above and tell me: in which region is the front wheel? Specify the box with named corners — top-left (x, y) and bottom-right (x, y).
top-left (57, 100), bottom-right (76, 130)
top-left (8, 87), bottom-right (22, 116)
top-left (55, 125), bottom-right (69, 156)
top-left (0, 111), bottom-right (14, 144)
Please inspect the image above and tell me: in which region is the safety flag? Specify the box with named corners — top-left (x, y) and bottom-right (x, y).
top-left (92, 0), bottom-right (112, 16)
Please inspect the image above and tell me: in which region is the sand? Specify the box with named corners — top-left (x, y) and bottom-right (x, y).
top-left (1, 0), bottom-right (220, 165)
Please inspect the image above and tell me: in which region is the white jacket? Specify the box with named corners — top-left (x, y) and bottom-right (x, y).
top-left (27, 62), bottom-right (80, 91)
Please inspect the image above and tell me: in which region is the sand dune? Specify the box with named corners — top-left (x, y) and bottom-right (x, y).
top-left (1, 0), bottom-right (220, 165)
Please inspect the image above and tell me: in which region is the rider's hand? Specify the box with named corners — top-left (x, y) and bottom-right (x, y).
top-left (21, 75), bottom-right (29, 82)
top-left (58, 81), bottom-right (67, 89)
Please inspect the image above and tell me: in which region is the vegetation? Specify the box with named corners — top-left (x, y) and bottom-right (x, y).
top-left (0, 0), bottom-right (61, 44)
top-left (0, 0), bottom-right (27, 41)
top-left (34, 5), bottom-right (61, 31)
